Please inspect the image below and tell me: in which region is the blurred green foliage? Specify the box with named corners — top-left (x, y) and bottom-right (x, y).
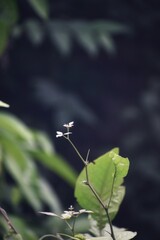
top-left (0, 0), bottom-right (18, 55)
top-left (0, 111), bottom-right (77, 239)
top-left (0, 0), bottom-right (49, 56)
top-left (0, 0), bottom-right (128, 57)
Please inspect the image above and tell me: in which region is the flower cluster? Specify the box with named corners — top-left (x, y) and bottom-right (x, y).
top-left (39, 205), bottom-right (93, 220)
top-left (56, 121), bottom-right (74, 138)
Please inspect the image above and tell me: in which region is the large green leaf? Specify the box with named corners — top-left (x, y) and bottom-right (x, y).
top-left (75, 148), bottom-right (129, 231)
top-left (27, 0), bottom-right (49, 19)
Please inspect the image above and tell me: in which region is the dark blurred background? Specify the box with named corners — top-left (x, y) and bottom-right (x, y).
top-left (1, 0), bottom-right (160, 240)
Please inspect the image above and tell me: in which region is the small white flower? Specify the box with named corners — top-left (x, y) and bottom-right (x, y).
top-left (68, 205), bottom-right (74, 210)
top-left (61, 212), bottom-right (72, 219)
top-left (63, 121), bottom-right (74, 128)
top-left (56, 131), bottom-right (63, 138)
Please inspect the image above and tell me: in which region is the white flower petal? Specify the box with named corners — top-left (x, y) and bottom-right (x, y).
top-left (63, 121), bottom-right (74, 128)
top-left (61, 213), bottom-right (72, 219)
top-left (56, 131), bottom-right (63, 138)
top-left (39, 212), bottom-right (59, 217)
top-left (68, 121), bottom-right (74, 127)
top-left (0, 101), bottom-right (10, 108)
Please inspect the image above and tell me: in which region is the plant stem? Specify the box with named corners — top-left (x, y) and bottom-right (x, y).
top-left (0, 207), bottom-right (18, 234)
top-left (84, 180), bottom-right (116, 240)
top-left (66, 138), bottom-right (116, 240)
top-left (64, 220), bottom-right (73, 234)
top-left (71, 217), bottom-right (77, 236)
top-left (65, 137), bottom-right (87, 166)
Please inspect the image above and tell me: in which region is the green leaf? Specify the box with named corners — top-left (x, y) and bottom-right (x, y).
top-left (0, 21), bottom-right (10, 56)
top-left (0, 0), bottom-right (19, 26)
top-left (1, 134), bottom-right (42, 210)
top-left (4, 232), bottom-right (23, 240)
top-left (89, 219), bottom-right (137, 239)
top-left (25, 20), bottom-right (45, 45)
top-left (99, 33), bottom-right (116, 54)
top-left (32, 150), bottom-right (77, 187)
top-left (93, 21), bottom-right (129, 34)
top-left (0, 113), bottom-right (34, 146)
top-left (0, 0), bottom-right (18, 55)
top-left (10, 216), bottom-right (38, 240)
top-left (86, 230), bottom-right (136, 240)
top-left (109, 151), bottom-right (129, 182)
top-left (39, 178), bottom-right (62, 214)
top-left (11, 187), bottom-right (22, 206)
top-left (27, 0), bottom-right (49, 19)
top-left (5, 153), bottom-right (42, 211)
top-left (33, 130), bottom-right (54, 154)
top-left (50, 27), bottom-right (72, 55)
top-left (75, 148), bottom-right (129, 231)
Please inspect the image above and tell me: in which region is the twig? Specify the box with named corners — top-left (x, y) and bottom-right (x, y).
top-left (0, 207), bottom-right (18, 234)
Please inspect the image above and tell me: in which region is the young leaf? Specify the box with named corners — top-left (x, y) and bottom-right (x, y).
top-left (86, 230), bottom-right (136, 240)
top-left (75, 148), bottom-right (129, 230)
top-left (89, 219), bottom-right (137, 239)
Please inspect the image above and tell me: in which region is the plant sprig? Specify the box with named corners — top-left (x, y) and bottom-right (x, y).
top-left (56, 122), bottom-right (116, 240)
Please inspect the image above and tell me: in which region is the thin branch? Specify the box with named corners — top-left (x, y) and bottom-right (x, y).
top-left (65, 137), bottom-right (87, 166)
top-left (71, 217), bottom-right (77, 236)
top-left (0, 207), bottom-right (18, 234)
top-left (84, 181), bottom-right (116, 240)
